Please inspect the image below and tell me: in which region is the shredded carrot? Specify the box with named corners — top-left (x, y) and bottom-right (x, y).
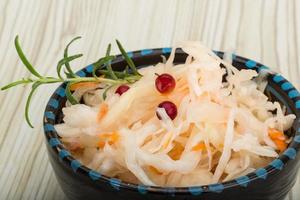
top-left (108, 132), bottom-right (120, 145)
top-left (268, 128), bottom-right (286, 140)
top-left (97, 132), bottom-right (119, 147)
top-left (192, 142), bottom-right (206, 151)
top-left (97, 103), bottom-right (109, 121)
top-left (149, 166), bottom-right (163, 175)
top-left (168, 142), bottom-right (184, 160)
top-left (97, 141), bottom-right (106, 149)
top-left (69, 82), bottom-right (99, 91)
top-left (181, 123), bottom-right (194, 138)
top-left (268, 128), bottom-right (287, 152)
top-left (273, 139), bottom-right (287, 152)
top-left (98, 133), bottom-right (112, 139)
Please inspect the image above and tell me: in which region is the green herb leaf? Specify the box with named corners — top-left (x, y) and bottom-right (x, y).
top-left (98, 70), bottom-right (126, 79)
top-left (92, 55), bottom-right (115, 78)
top-left (1, 78), bottom-right (32, 90)
top-left (25, 82), bottom-right (42, 128)
top-left (64, 70), bottom-right (74, 78)
top-left (116, 40), bottom-right (140, 76)
top-left (64, 36), bottom-right (81, 77)
top-left (65, 82), bottom-right (79, 105)
top-left (15, 36), bottom-right (43, 78)
top-left (124, 65), bottom-right (129, 75)
top-left (105, 44), bottom-right (118, 80)
top-left (41, 77), bottom-right (62, 84)
top-left (102, 84), bottom-right (114, 100)
top-left (57, 54), bottom-right (83, 79)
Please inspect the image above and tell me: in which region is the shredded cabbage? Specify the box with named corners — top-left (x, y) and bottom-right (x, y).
top-left (55, 41), bottom-right (296, 187)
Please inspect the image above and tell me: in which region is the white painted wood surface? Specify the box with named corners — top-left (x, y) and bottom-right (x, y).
top-left (0, 0), bottom-right (299, 199)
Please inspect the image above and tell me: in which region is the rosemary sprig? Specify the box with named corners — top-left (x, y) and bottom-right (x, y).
top-left (105, 44), bottom-right (118, 80)
top-left (57, 54), bottom-right (83, 79)
top-left (116, 40), bottom-right (141, 76)
top-left (102, 84), bottom-right (115, 100)
top-left (92, 55), bottom-right (115, 78)
top-left (1, 35), bottom-right (142, 128)
top-left (66, 82), bottom-right (79, 105)
top-left (15, 36), bottom-right (43, 78)
top-left (1, 78), bottom-right (33, 90)
top-left (25, 82), bottom-right (42, 128)
top-left (64, 36), bottom-right (81, 78)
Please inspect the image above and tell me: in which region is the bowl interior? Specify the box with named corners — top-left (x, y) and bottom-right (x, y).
top-left (44, 48), bottom-right (300, 194)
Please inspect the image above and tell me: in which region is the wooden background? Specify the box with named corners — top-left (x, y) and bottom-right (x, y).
top-left (0, 0), bottom-right (299, 199)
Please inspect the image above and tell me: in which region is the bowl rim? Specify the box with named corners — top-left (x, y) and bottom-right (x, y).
top-left (43, 47), bottom-right (300, 195)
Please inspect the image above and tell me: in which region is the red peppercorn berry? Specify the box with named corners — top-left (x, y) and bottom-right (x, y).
top-left (156, 101), bottom-right (177, 120)
top-left (155, 73), bottom-right (176, 94)
top-left (115, 85), bottom-right (130, 95)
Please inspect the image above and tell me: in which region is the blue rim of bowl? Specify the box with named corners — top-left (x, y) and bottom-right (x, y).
top-left (43, 48), bottom-right (300, 196)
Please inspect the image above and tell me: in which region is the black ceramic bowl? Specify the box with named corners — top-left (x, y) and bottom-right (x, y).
top-left (43, 48), bottom-right (300, 200)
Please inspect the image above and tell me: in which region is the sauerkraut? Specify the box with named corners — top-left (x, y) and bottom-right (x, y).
top-left (55, 42), bottom-right (295, 187)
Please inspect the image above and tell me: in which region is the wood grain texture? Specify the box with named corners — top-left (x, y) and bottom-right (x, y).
top-left (0, 0), bottom-right (299, 199)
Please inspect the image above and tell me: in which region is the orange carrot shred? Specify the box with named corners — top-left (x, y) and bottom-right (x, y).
top-left (98, 132), bottom-right (119, 147)
top-left (192, 142), bottom-right (206, 151)
top-left (168, 142), bottom-right (184, 160)
top-left (69, 82), bottom-right (99, 91)
top-left (268, 128), bottom-right (286, 140)
top-left (149, 166), bottom-right (163, 175)
top-left (268, 128), bottom-right (287, 152)
top-left (97, 103), bottom-right (109, 121)
top-left (108, 132), bottom-right (119, 145)
top-left (97, 141), bottom-right (106, 149)
top-left (273, 139), bottom-right (287, 152)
